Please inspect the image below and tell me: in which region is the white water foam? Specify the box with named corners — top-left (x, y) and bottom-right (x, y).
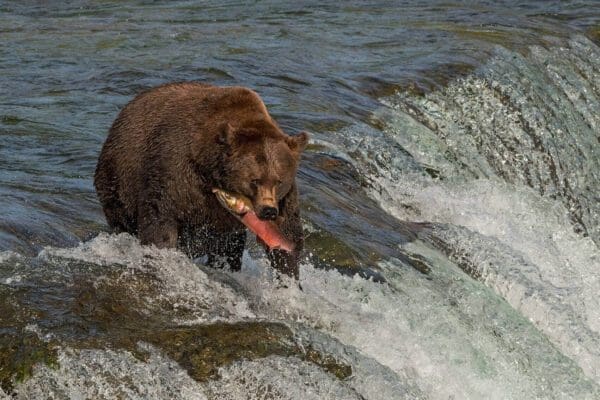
top-left (14, 346), bottom-right (208, 400)
top-left (0, 250), bottom-right (20, 263)
top-left (374, 111), bottom-right (600, 385)
top-left (41, 233), bottom-right (256, 324)
top-left (7, 234), bottom-right (419, 399)
top-left (326, 36), bottom-right (600, 387)
top-left (230, 253), bottom-right (598, 399)
top-left (202, 356), bottom-right (363, 400)
top-left (5, 230), bottom-right (597, 399)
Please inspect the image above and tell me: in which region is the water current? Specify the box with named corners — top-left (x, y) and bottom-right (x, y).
top-left (1, 2), bottom-right (599, 399)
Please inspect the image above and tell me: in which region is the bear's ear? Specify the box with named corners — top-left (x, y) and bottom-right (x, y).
top-left (286, 132), bottom-right (309, 153)
top-left (216, 123), bottom-right (236, 146)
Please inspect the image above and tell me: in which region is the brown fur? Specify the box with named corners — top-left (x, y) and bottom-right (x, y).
top-left (94, 82), bottom-right (308, 278)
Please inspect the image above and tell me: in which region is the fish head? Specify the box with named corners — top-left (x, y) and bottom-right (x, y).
top-left (212, 188), bottom-right (251, 215)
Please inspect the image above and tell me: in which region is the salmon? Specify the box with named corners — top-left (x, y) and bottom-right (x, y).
top-left (212, 188), bottom-right (295, 252)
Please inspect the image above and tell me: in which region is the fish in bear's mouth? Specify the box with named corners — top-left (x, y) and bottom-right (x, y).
top-left (212, 188), bottom-right (294, 252)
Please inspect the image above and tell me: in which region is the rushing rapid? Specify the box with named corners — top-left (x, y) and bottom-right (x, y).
top-left (1, 2), bottom-right (599, 399)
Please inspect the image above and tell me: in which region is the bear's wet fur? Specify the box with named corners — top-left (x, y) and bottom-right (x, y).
top-left (94, 82), bottom-right (308, 278)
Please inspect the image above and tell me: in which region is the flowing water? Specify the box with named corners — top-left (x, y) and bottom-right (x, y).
top-left (1, 2), bottom-right (600, 399)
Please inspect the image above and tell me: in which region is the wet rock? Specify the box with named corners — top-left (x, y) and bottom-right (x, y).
top-left (587, 25), bottom-right (600, 45)
top-left (0, 251), bottom-right (352, 394)
top-left (0, 331), bottom-right (59, 393)
top-left (0, 286), bottom-right (59, 393)
top-left (304, 225), bottom-right (386, 283)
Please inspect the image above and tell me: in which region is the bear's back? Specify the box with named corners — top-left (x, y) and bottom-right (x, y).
top-left (94, 82), bottom-right (273, 226)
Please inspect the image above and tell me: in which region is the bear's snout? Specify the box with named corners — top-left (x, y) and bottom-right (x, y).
top-left (257, 205), bottom-right (278, 221)
top-left (254, 184), bottom-right (279, 220)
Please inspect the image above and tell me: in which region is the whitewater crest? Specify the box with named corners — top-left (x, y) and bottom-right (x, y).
top-left (1, 234), bottom-right (421, 400)
top-left (3, 228), bottom-right (598, 399)
top-left (313, 35), bottom-right (600, 389)
top-left (385, 35), bottom-right (600, 245)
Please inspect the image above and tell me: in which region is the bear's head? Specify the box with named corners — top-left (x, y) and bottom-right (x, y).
top-left (216, 121), bottom-right (308, 220)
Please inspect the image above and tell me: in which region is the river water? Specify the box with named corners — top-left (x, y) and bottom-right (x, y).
top-left (1, 1), bottom-right (599, 399)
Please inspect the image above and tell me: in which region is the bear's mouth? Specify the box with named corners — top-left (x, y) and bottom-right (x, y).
top-left (212, 188), bottom-right (294, 252)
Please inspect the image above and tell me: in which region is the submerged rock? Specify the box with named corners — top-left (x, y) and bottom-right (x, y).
top-left (0, 241), bottom-right (353, 395)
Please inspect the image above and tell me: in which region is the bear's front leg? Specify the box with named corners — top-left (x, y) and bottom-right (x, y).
top-left (207, 230), bottom-right (247, 271)
top-left (137, 199), bottom-right (179, 249)
top-left (267, 249), bottom-right (300, 280)
top-left (139, 220), bottom-right (178, 248)
top-left (265, 184), bottom-right (304, 280)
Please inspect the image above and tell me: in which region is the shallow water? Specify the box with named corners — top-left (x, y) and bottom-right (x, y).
top-left (1, 2), bottom-right (600, 399)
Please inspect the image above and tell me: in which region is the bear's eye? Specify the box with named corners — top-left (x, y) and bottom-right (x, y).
top-left (250, 179), bottom-right (260, 187)
top-left (276, 180), bottom-right (283, 187)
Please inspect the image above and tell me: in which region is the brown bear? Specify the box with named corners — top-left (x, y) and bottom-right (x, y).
top-left (94, 82), bottom-right (308, 279)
